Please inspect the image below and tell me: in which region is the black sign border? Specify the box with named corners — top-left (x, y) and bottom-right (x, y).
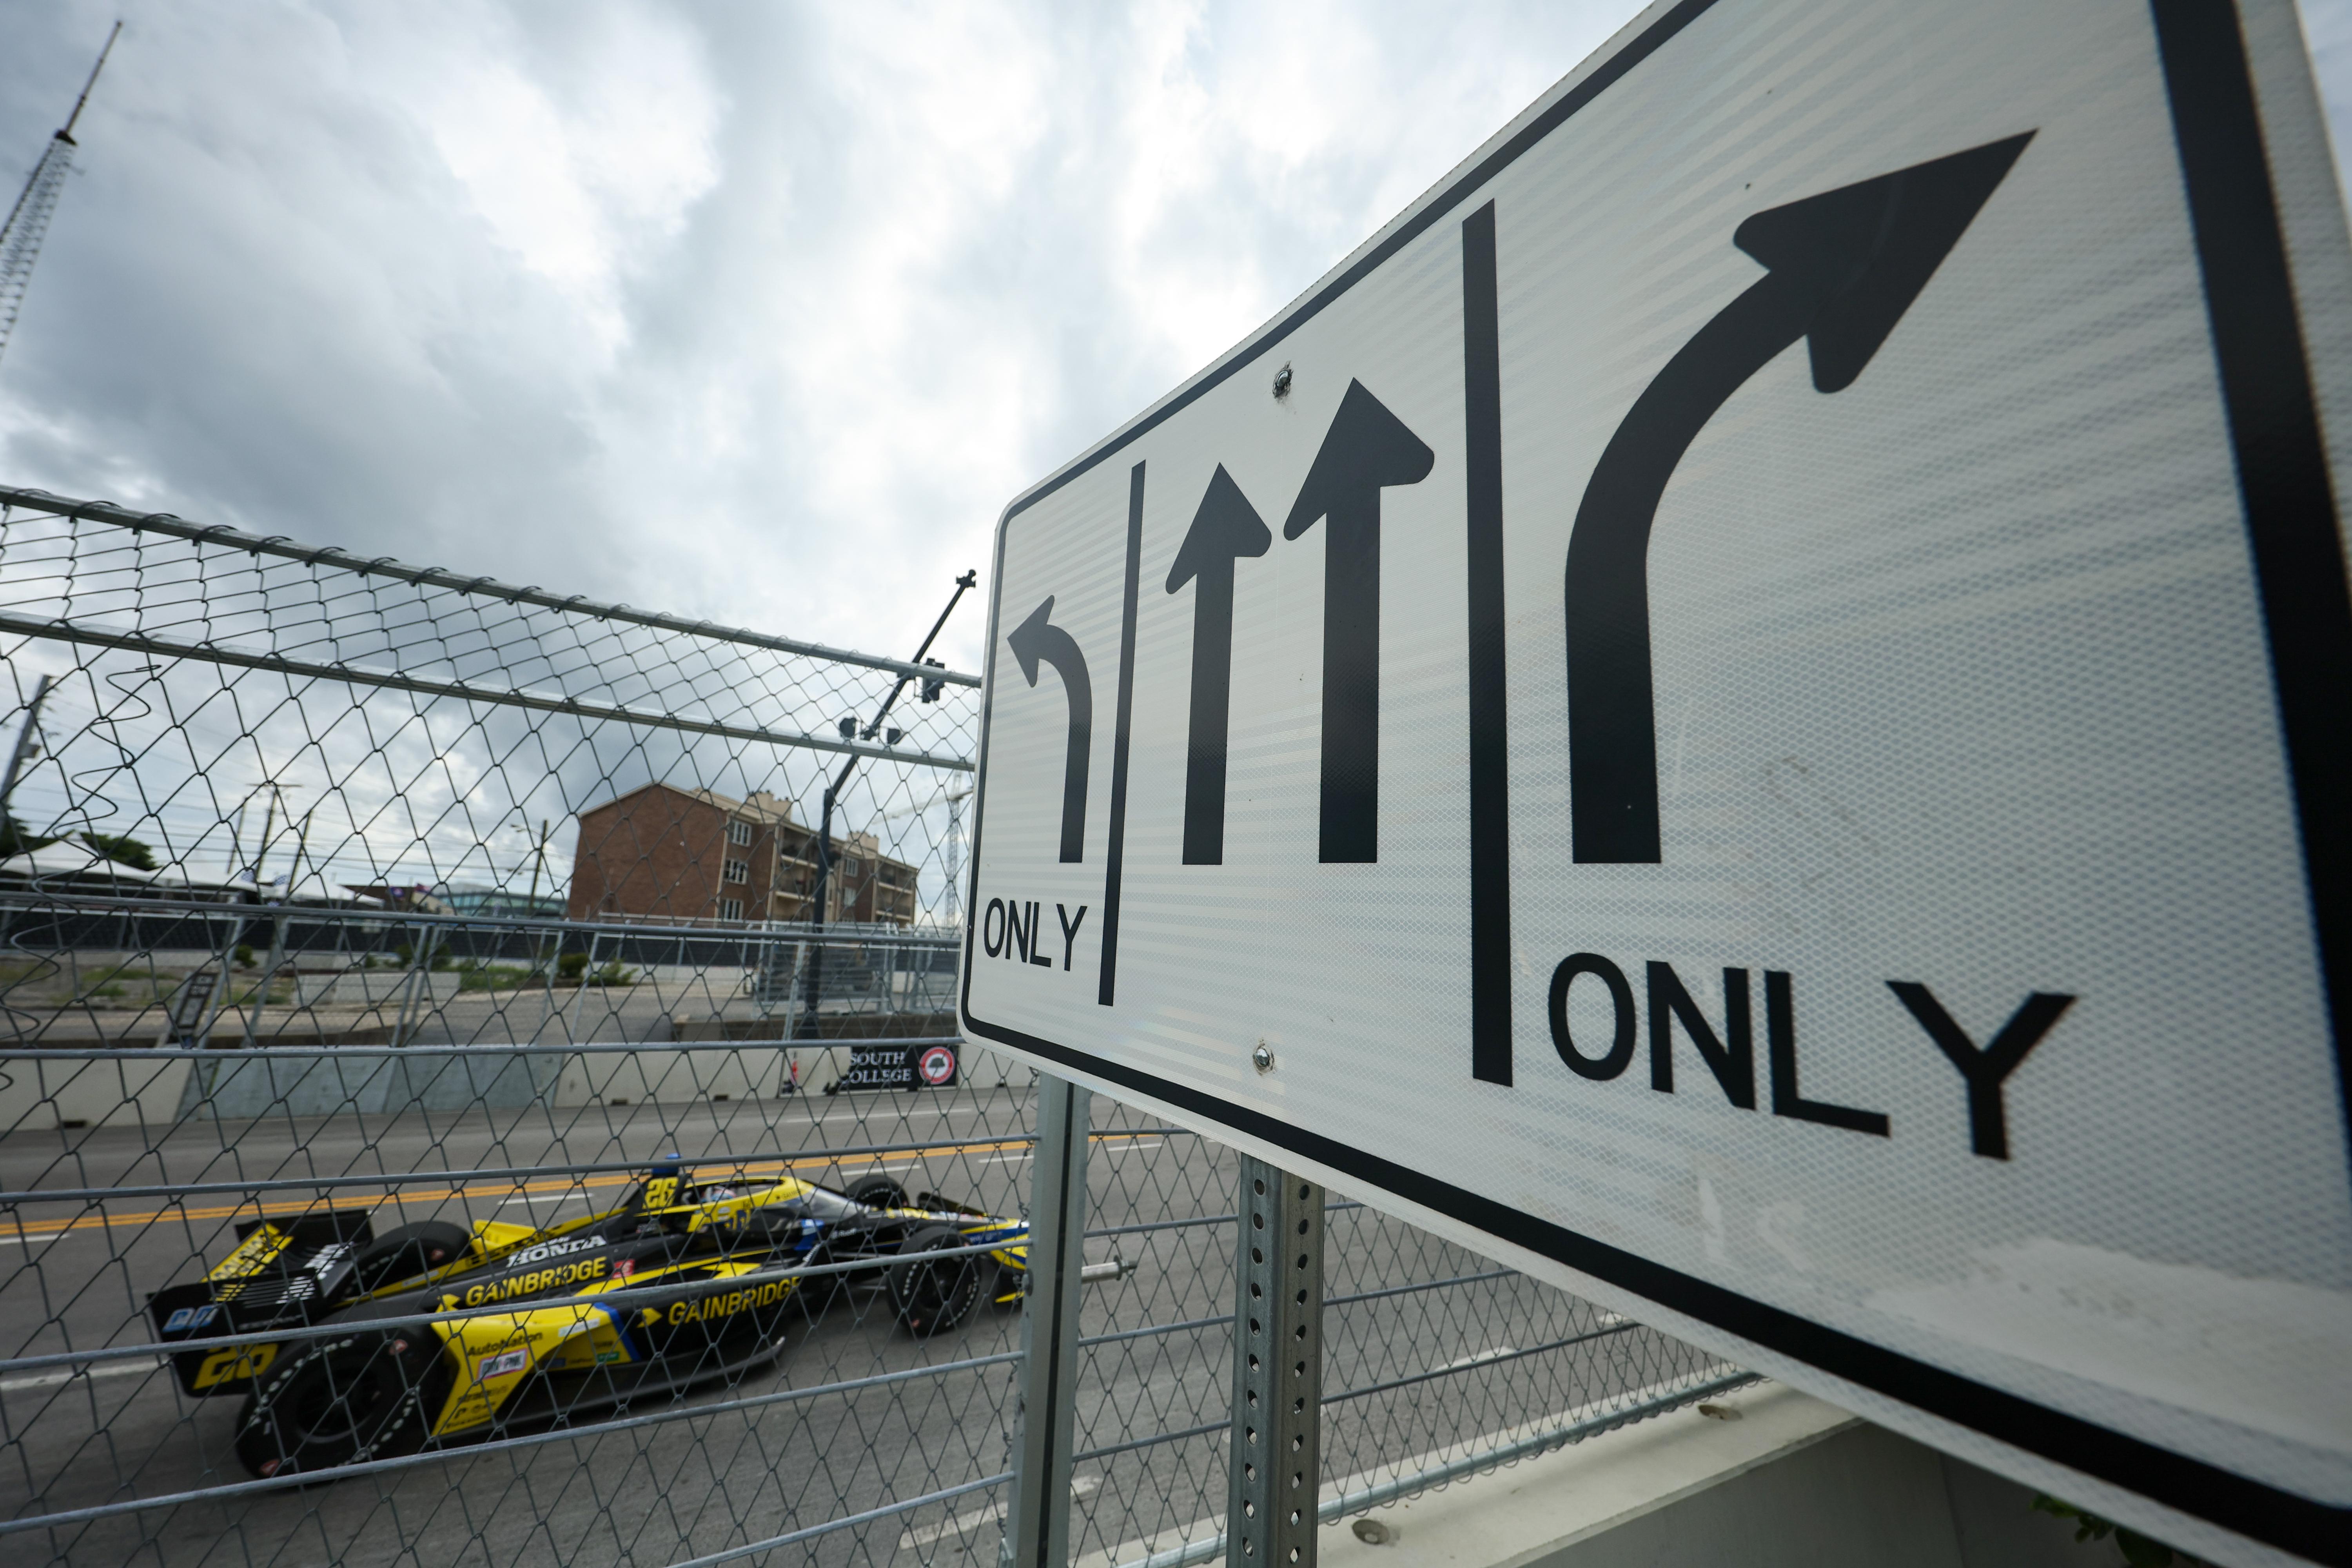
top-left (962, 1), bottom-right (2352, 1559)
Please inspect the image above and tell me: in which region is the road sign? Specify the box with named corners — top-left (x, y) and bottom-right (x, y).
top-left (960, 2), bottom-right (2352, 1561)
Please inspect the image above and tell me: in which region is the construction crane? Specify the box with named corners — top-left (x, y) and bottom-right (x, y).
top-left (0, 21), bottom-right (120, 372)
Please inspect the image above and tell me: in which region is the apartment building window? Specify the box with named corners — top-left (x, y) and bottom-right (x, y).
top-left (728, 820), bottom-right (753, 847)
top-left (719, 897), bottom-right (744, 921)
top-left (723, 858), bottom-right (750, 884)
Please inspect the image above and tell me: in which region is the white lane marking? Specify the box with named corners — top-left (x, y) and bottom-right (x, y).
top-left (898, 1474), bottom-right (1100, 1550)
top-left (498, 1193), bottom-right (588, 1210)
top-left (960, 1137), bottom-right (1159, 1171)
top-left (0, 1359), bottom-right (163, 1394)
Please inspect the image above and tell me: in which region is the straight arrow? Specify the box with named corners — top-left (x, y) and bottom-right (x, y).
top-left (1167, 464), bottom-right (1272, 864)
top-left (1284, 379), bottom-right (1435, 864)
top-left (1564, 132), bottom-right (2033, 863)
top-left (1007, 595), bottom-right (1094, 863)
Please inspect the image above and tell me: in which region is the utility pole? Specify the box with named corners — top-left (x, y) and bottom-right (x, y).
top-left (249, 789), bottom-right (281, 892)
top-left (243, 808), bottom-right (311, 1047)
top-left (0, 674), bottom-right (53, 851)
top-left (524, 817), bottom-right (550, 972)
top-left (223, 781), bottom-right (299, 976)
top-left (0, 22), bottom-right (121, 370)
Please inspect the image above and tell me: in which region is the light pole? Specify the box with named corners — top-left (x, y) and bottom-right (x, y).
top-left (797, 570), bottom-right (977, 1045)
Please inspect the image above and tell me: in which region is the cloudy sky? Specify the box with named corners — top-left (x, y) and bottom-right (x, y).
top-left (3, 1), bottom-right (2349, 681)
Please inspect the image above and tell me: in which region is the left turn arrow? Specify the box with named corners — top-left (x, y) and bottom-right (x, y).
top-left (1007, 595), bottom-right (1094, 863)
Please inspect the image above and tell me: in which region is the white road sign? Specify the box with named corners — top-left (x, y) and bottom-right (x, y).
top-left (960, 2), bottom-right (2352, 1561)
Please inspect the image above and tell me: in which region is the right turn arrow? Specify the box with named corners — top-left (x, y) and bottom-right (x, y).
top-left (1007, 595), bottom-right (1094, 863)
top-left (1167, 464), bottom-right (1272, 865)
top-left (1564, 132), bottom-right (2033, 864)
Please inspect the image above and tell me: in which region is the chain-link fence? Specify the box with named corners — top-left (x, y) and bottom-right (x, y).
top-left (1044, 1102), bottom-right (1748, 1568)
top-left (0, 486), bottom-right (1743, 1567)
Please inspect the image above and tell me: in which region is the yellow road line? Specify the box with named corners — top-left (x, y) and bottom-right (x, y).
top-left (0, 1136), bottom-right (1105, 1241)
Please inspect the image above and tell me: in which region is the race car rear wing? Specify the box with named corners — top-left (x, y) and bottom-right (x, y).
top-left (147, 1210), bottom-right (376, 1397)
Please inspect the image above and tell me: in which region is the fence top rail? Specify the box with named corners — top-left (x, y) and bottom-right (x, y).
top-left (0, 608), bottom-right (979, 773)
top-left (0, 485), bottom-right (983, 688)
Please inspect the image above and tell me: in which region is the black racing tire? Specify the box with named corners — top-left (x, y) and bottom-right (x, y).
top-left (233, 1332), bottom-right (452, 1479)
top-left (886, 1223), bottom-right (986, 1338)
top-left (348, 1221), bottom-right (471, 1296)
top-left (846, 1174), bottom-right (907, 1210)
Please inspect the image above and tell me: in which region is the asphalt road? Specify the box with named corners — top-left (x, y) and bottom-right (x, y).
top-left (0, 1062), bottom-right (1719, 1567)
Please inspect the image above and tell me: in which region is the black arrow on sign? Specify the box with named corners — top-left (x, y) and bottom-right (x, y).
top-left (1168, 464), bottom-right (1273, 864)
top-left (1285, 379), bottom-right (1436, 864)
top-left (1007, 595), bottom-right (1093, 863)
top-left (1565, 132), bottom-right (2033, 863)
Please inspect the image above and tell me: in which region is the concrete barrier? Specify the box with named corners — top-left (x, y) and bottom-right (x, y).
top-left (552, 1047), bottom-right (792, 1107)
top-left (0, 1051), bottom-right (196, 1131)
top-left (177, 1047), bottom-right (564, 1118)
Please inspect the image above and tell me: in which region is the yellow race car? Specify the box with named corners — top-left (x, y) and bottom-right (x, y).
top-left (145, 1161), bottom-right (1038, 1478)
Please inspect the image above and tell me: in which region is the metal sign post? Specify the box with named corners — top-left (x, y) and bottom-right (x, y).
top-left (961, 2), bottom-right (2352, 1563)
top-left (1230, 1158), bottom-right (1324, 1568)
top-left (1003, 1074), bottom-right (1091, 1568)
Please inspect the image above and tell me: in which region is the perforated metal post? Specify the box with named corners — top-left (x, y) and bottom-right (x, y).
top-left (1231, 1156), bottom-right (1324, 1568)
top-left (1003, 1073), bottom-right (1091, 1568)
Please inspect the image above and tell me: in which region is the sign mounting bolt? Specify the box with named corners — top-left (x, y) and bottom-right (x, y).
top-left (1252, 1043), bottom-right (1274, 1073)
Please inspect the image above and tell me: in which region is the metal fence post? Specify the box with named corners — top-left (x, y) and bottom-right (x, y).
top-left (1231, 1156), bottom-right (1324, 1568)
top-left (1003, 1072), bottom-right (1091, 1568)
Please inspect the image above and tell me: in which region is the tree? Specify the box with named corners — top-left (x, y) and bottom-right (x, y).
top-left (0, 813), bottom-right (52, 859)
top-left (80, 831), bottom-right (156, 871)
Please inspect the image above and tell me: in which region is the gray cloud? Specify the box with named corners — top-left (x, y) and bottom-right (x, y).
top-left (0, 0), bottom-right (1644, 675)
top-left (5, 1), bottom-right (2348, 682)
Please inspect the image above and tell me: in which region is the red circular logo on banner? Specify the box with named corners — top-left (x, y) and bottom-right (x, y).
top-left (917, 1045), bottom-right (957, 1086)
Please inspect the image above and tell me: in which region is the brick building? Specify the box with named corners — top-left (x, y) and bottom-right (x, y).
top-left (565, 784), bottom-right (918, 927)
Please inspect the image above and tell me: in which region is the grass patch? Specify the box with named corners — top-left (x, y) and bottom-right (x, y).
top-left (456, 963), bottom-right (540, 992)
